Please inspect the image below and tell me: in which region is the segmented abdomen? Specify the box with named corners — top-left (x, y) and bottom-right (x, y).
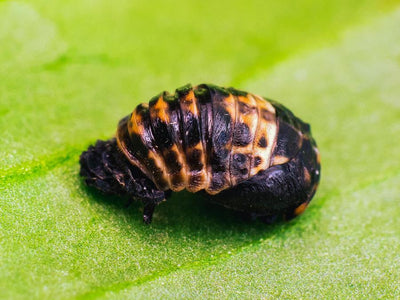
top-left (116, 84), bottom-right (277, 195)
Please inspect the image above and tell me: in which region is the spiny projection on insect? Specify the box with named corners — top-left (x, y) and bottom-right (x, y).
top-left (80, 84), bottom-right (321, 224)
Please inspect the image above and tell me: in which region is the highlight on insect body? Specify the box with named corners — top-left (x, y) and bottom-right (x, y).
top-left (79, 83), bottom-right (321, 224)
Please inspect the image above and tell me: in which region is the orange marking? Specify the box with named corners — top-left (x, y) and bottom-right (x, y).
top-left (147, 151), bottom-right (169, 190)
top-left (294, 202), bottom-right (308, 216)
top-left (250, 94), bottom-right (277, 177)
top-left (314, 147), bottom-right (321, 164)
top-left (151, 95), bottom-right (169, 123)
top-left (180, 90), bottom-right (197, 115)
top-left (128, 113), bottom-right (139, 135)
top-left (206, 189), bottom-right (221, 196)
top-left (237, 94), bottom-right (255, 106)
top-left (128, 104), bottom-right (148, 136)
top-left (311, 183), bottom-right (319, 195)
top-left (254, 95), bottom-right (275, 112)
top-left (272, 155), bottom-right (290, 165)
top-left (303, 167), bottom-right (311, 184)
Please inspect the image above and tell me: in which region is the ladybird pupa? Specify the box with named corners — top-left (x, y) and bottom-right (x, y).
top-left (80, 84), bottom-right (320, 223)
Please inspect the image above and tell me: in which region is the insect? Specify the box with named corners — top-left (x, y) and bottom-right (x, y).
top-left (80, 84), bottom-right (320, 224)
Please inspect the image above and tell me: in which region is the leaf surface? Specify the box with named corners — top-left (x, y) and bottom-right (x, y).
top-left (1, 1), bottom-right (399, 299)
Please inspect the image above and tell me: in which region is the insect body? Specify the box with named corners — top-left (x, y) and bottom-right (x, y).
top-left (80, 84), bottom-right (320, 223)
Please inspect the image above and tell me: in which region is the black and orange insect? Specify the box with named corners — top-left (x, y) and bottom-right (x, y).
top-left (80, 84), bottom-right (320, 223)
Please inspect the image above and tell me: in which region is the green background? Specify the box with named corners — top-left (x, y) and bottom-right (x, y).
top-left (1, 0), bottom-right (400, 299)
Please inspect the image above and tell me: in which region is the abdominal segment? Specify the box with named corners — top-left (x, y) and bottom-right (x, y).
top-left (117, 84), bottom-right (278, 194)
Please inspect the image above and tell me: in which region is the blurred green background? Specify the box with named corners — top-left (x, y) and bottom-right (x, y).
top-left (1, 0), bottom-right (400, 299)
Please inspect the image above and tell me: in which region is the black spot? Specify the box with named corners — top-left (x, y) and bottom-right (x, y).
top-left (164, 151), bottom-right (182, 173)
top-left (210, 152), bottom-right (227, 173)
top-left (231, 153), bottom-right (249, 179)
top-left (240, 168), bottom-right (248, 175)
top-left (130, 133), bottom-right (149, 156)
top-left (213, 106), bottom-right (232, 147)
top-left (253, 156), bottom-right (262, 167)
top-left (187, 148), bottom-right (203, 171)
top-left (184, 113), bottom-right (201, 147)
top-left (272, 120), bottom-right (301, 158)
top-left (233, 153), bottom-right (246, 163)
top-left (257, 136), bottom-right (267, 148)
top-left (209, 173), bottom-right (228, 191)
top-left (152, 118), bottom-right (173, 149)
top-left (232, 123), bottom-right (252, 147)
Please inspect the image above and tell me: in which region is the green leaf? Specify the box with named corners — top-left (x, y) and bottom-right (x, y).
top-left (1, 1), bottom-right (400, 299)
